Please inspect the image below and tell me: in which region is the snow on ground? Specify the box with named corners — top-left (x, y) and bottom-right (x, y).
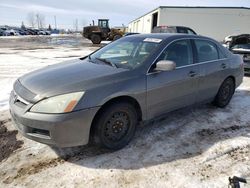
top-left (0, 35), bottom-right (97, 111)
top-left (0, 36), bottom-right (250, 188)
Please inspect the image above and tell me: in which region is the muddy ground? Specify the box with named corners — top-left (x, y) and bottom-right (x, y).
top-left (0, 116), bottom-right (23, 163)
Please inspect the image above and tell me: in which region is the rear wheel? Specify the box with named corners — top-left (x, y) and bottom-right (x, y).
top-left (92, 102), bottom-right (138, 150)
top-left (214, 77), bottom-right (235, 108)
top-left (91, 34), bottom-right (101, 44)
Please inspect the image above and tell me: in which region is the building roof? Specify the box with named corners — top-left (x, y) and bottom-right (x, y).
top-left (128, 6), bottom-right (250, 24)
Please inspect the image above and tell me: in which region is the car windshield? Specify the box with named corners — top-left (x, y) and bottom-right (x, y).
top-left (231, 44), bottom-right (250, 50)
top-left (89, 37), bottom-right (161, 69)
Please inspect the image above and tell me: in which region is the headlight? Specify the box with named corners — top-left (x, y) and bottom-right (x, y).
top-left (30, 92), bottom-right (84, 113)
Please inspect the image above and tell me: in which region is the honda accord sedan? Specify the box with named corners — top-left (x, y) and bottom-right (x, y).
top-left (9, 34), bottom-right (244, 150)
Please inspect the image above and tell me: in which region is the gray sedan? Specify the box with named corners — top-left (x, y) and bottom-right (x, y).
top-left (9, 34), bottom-right (244, 150)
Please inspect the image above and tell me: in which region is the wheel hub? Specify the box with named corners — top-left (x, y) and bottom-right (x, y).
top-left (112, 121), bottom-right (124, 133)
top-left (104, 112), bottom-right (130, 141)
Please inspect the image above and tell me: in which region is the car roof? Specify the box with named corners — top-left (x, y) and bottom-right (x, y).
top-left (125, 33), bottom-right (209, 41)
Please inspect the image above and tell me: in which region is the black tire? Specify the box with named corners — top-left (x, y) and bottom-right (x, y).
top-left (91, 34), bottom-right (101, 44)
top-left (214, 77), bottom-right (235, 108)
top-left (92, 102), bottom-right (138, 150)
top-left (113, 34), bottom-right (122, 41)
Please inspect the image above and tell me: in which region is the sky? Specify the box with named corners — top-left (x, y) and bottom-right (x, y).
top-left (0, 0), bottom-right (250, 30)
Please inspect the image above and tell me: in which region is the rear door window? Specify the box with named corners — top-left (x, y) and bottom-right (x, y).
top-left (194, 40), bottom-right (219, 63)
top-left (218, 47), bottom-right (227, 59)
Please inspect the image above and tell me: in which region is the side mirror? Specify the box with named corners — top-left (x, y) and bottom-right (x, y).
top-left (155, 60), bottom-right (176, 71)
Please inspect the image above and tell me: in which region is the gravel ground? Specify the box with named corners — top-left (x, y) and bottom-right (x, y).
top-left (0, 35), bottom-right (250, 188)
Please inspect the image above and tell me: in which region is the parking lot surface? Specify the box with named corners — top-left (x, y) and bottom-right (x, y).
top-left (0, 36), bottom-right (250, 188)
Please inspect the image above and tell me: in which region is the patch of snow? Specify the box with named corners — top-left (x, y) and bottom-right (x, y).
top-left (0, 46), bottom-right (96, 112)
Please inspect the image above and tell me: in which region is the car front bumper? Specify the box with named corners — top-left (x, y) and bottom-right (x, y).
top-left (9, 91), bottom-right (100, 147)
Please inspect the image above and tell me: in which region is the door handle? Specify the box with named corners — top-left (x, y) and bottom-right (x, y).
top-left (189, 71), bottom-right (197, 77)
top-left (221, 63), bottom-right (227, 69)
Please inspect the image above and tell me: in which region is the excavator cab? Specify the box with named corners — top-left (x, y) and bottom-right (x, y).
top-left (98, 19), bottom-right (111, 39)
top-left (98, 19), bottom-right (109, 28)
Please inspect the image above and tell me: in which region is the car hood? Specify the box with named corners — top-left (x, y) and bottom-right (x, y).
top-left (18, 58), bottom-right (127, 101)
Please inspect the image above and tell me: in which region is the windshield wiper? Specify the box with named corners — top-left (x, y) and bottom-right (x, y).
top-left (95, 58), bottom-right (118, 68)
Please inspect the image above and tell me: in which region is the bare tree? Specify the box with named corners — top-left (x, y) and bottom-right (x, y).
top-left (27, 12), bottom-right (36, 28)
top-left (27, 12), bottom-right (46, 29)
top-left (73, 19), bottom-right (78, 32)
top-left (40, 14), bottom-right (46, 28)
top-left (48, 24), bottom-right (52, 31)
top-left (36, 13), bottom-right (46, 29)
top-left (39, 14), bottom-right (46, 29)
top-left (21, 21), bottom-right (26, 29)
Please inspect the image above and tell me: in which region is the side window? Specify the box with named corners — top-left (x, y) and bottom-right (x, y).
top-left (194, 40), bottom-right (219, 63)
top-left (157, 39), bottom-right (193, 67)
top-left (218, 47), bottom-right (227, 59)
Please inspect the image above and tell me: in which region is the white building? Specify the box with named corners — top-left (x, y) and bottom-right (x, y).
top-left (128, 6), bottom-right (250, 41)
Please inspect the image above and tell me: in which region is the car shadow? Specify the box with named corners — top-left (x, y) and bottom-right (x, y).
top-left (52, 89), bottom-right (250, 170)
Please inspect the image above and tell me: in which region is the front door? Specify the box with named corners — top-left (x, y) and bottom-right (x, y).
top-left (146, 39), bottom-right (199, 119)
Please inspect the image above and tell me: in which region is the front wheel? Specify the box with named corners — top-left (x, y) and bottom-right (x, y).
top-left (91, 34), bottom-right (101, 44)
top-left (213, 77), bottom-right (235, 108)
top-left (92, 102), bottom-right (138, 150)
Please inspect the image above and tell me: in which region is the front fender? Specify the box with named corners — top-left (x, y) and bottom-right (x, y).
top-left (75, 75), bottom-right (147, 120)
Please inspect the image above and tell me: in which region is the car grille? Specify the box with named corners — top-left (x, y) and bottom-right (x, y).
top-left (13, 80), bottom-right (36, 103)
top-left (12, 91), bottom-right (30, 108)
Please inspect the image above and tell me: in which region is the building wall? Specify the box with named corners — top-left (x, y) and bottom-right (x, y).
top-left (159, 7), bottom-right (250, 41)
top-left (128, 9), bottom-right (159, 33)
top-left (128, 7), bottom-right (250, 41)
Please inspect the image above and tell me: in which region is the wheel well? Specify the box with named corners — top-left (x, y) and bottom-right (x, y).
top-left (89, 96), bottom-right (142, 138)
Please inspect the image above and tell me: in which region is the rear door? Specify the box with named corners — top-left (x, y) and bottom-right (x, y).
top-left (146, 39), bottom-right (200, 119)
top-left (193, 39), bottom-right (229, 102)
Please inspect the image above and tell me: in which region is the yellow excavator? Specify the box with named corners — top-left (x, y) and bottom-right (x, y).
top-left (83, 19), bottom-right (124, 44)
